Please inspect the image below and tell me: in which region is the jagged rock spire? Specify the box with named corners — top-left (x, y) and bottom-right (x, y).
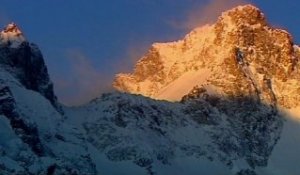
top-left (0, 22), bottom-right (26, 48)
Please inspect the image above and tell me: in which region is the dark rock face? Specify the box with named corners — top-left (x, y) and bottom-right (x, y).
top-left (182, 84), bottom-right (283, 168)
top-left (0, 41), bottom-right (61, 112)
top-left (0, 85), bottom-right (45, 156)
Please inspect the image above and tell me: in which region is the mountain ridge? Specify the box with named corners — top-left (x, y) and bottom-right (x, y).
top-left (113, 4), bottom-right (300, 109)
top-left (0, 4), bottom-right (299, 175)
top-left (0, 23), bottom-right (61, 113)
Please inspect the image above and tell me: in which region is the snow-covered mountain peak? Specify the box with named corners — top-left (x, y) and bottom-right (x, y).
top-left (0, 22), bottom-right (26, 48)
top-left (0, 4), bottom-right (299, 175)
top-left (216, 4), bottom-right (266, 35)
top-left (220, 4), bottom-right (264, 21)
top-left (3, 23), bottom-right (22, 33)
top-left (113, 4), bottom-right (300, 109)
top-left (0, 23), bottom-right (61, 112)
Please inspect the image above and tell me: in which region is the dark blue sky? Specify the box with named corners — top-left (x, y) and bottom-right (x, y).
top-left (0, 0), bottom-right (299, 105)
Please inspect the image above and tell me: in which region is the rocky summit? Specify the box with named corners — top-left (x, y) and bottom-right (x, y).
top-left (114, 5), bottom-right (300, 109)
top-left (0, 23), bottom-right (60, 111)
top-left (0, 4), bottom-right (300, 175)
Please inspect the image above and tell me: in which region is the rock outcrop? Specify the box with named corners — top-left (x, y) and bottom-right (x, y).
top-left (0, 23), bottom-right (61, 111)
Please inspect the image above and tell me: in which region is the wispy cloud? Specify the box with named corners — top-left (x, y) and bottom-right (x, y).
top-left (170, 0), bottom-right (249, 30)
top-left (119, 39), bottom-right (153, 73)
top-left (53, 50), bottom-right (112, 106)
top-left (53, 44), bottom-right (152, 106)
